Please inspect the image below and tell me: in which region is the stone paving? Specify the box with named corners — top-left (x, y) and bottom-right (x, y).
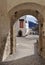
top-left (1, 55), bottom-right (45, 65)
top-left (1, 36), bottom-right (45, 65)
top-left (5, 36), bottom-right (38, 61)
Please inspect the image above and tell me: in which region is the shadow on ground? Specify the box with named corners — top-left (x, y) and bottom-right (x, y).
top-left (0, 42), bottom-right (45, 65)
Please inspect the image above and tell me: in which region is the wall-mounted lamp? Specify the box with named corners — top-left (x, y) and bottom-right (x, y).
top-left (14, 11), bottom-right (18, 17)
top-left (35, 10), bottom-right (39, 14)
top-left (41, 23), bottom-right (43, 27)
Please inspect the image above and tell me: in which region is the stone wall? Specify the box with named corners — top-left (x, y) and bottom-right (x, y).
top-left (0, 0), bottom-right (10, 61)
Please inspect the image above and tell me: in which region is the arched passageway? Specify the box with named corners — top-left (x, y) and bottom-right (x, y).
top-left (9, 8), bottom-right (44, 56)
top-left (2, 2), bottom-right (44, 62)
top-left (5, 15), bottom-right (39, 61)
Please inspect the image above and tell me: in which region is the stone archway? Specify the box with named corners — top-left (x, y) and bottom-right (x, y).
top-left (8, 3), bottom-right (44, 57)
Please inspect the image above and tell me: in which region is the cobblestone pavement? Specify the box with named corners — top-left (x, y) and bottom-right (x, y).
top-left (1, 36), bottom-right (45, 65)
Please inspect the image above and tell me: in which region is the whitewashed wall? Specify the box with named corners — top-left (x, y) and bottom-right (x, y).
top-left (14, 16), bottom-right (26, 36)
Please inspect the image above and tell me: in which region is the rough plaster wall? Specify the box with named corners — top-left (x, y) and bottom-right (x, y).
top-left (7, 0), bottom-right (45, 12)
top-left (2, 31), bottom-right (10, 61)
top-left (41, 11), bottom-right (45, 58)
top-left (0, 0), bottom-right (10, 61)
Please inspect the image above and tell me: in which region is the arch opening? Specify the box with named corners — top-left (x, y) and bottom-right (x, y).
top-left (2, 3), bottom-right (44, 62)
top-left (9, 9), bottom-right (44, 61)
